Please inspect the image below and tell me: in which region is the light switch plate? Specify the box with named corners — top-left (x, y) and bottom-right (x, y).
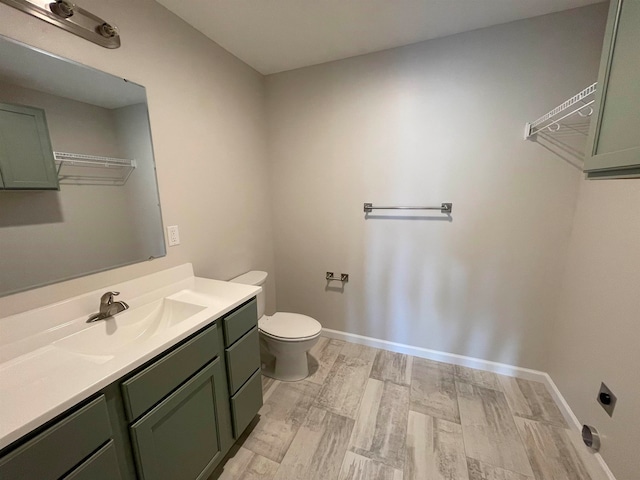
top-left (167, 225), bottom-right (180, 246)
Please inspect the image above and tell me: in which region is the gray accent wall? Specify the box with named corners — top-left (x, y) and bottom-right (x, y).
top-left (265, 4), bottom-right (609, 370)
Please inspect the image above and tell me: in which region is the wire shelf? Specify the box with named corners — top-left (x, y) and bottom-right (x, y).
top-left (524, 83), bottom-right (597, 139)
top-left (54, 152), bottom-right (136, 186)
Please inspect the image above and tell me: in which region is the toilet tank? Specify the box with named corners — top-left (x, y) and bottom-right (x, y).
top-left (229, 270), bottom-right (267, 318)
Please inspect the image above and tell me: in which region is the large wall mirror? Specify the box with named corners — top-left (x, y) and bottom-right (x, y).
top-left (0, 35), bottom-right (166, 297)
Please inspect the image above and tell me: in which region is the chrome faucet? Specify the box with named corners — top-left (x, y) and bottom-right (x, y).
top-left (87, 291), bottom-right (129, 322)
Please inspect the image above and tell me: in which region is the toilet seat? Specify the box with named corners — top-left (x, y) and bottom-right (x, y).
top-left (259, 312), bottom-right (322, 342)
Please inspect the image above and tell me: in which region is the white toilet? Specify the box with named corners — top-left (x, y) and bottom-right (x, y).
top-left (230, 271), bottom-right (322, 382)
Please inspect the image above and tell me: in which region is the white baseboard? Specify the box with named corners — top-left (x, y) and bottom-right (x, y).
top-left (541, 372), bottom-right (582, 431)
top-left (322, 327), bottom-right (548, 382)
top-left (321, 327), bottom-right (617, 480)
top-left (594, 454), bottom-right (618, 480)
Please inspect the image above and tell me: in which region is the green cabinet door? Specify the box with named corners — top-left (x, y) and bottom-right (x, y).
top-left (0, 103), bottom-right (59, 189)
top-left (130, 358), bottom-right (225, 480)
top-left (121, 323), bottom-right (220, 422)
top-left (584, 0), bottom-right (640, 178)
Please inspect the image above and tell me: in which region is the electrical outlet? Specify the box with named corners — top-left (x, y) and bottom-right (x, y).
top-left (167, 225), bottom-right (180, 246)
top-left (597, 382), bottom-right (616, 417)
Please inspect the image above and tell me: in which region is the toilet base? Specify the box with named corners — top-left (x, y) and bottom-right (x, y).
top-left (260, 333), bottom-right (320, 382)
top-left (262, 351), bottom-right (310, 382)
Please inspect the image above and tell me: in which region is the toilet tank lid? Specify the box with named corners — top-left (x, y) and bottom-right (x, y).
top-left (229, 270), bottom-right (267, 286)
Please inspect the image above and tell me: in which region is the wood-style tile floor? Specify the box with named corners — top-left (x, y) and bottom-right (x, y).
top-left (210, 337), bottom-right (607, 480)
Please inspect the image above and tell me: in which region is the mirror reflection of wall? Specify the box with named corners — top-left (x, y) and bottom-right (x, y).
top-left (0, 36), bottom-right (165, 296)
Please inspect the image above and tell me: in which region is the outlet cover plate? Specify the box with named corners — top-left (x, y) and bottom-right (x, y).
top-left (167, 225), bottom-right (180, 246)
top-left (597, 382), bottom-right (616, 417)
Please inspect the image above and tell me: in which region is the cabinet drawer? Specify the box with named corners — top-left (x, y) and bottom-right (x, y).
top-left (230, 369), bottom-right (263, 438)
top-left (223, 298), bottom-right (258, 347)
top-left (121, 323), bottom-right (219, 422)
top-left (63, 440), bottom-right (122, 480)
top-left (0, 395), bottom-right (111, 480)
top-left (225, 326), bottom-right (260, 394)
top-left (130, 358), bottom-right (223, 480)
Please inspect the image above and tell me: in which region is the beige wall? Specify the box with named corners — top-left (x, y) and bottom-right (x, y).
top-left (265, 4), bottom-right (608, 370)
top-left (0, 0), bottom-right (275, 316)
top-left (548, 180), bottom-right (640, 480)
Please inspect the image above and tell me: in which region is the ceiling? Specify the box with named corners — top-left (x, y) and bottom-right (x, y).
top-left (156, 0), bottom-right (603, 75)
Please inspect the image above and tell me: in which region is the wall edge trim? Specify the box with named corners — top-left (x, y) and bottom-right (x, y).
top-left (321, 327), bottom-right (617, 480)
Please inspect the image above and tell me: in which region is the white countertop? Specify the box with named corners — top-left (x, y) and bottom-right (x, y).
top-left (0, 264), bottom-right (260, 451)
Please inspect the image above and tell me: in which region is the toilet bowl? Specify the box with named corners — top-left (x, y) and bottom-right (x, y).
top-left (230, 271), bottom-right (322, 382)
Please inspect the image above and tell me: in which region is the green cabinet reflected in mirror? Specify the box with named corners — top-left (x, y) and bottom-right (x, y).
top-left (0, 103), bottom-right (59, 190)
top-left (0, 35), bottom-right (166, 296)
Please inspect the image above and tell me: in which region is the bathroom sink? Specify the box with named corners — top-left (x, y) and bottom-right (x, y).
top-left (53, 298), bottom-right (207, 357)
top-left (167, 289), bottom-right (231, 311)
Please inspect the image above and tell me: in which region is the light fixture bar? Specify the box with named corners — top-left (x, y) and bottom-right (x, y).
top-left (0, 0), bottom-right (120, 49)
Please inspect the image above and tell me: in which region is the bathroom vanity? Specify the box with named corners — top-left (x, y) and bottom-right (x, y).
top-left (0, 264), bottom-right (263, 480)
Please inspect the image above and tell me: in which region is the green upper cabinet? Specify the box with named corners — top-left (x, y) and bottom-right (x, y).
top-left (584, 0), bottom-right (640, 179)
top-left (0, 103), bottom-right (59, 190)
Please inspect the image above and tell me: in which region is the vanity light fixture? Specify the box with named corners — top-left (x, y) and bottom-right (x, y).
top-left (0, 0), bottom-right (121, 48)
